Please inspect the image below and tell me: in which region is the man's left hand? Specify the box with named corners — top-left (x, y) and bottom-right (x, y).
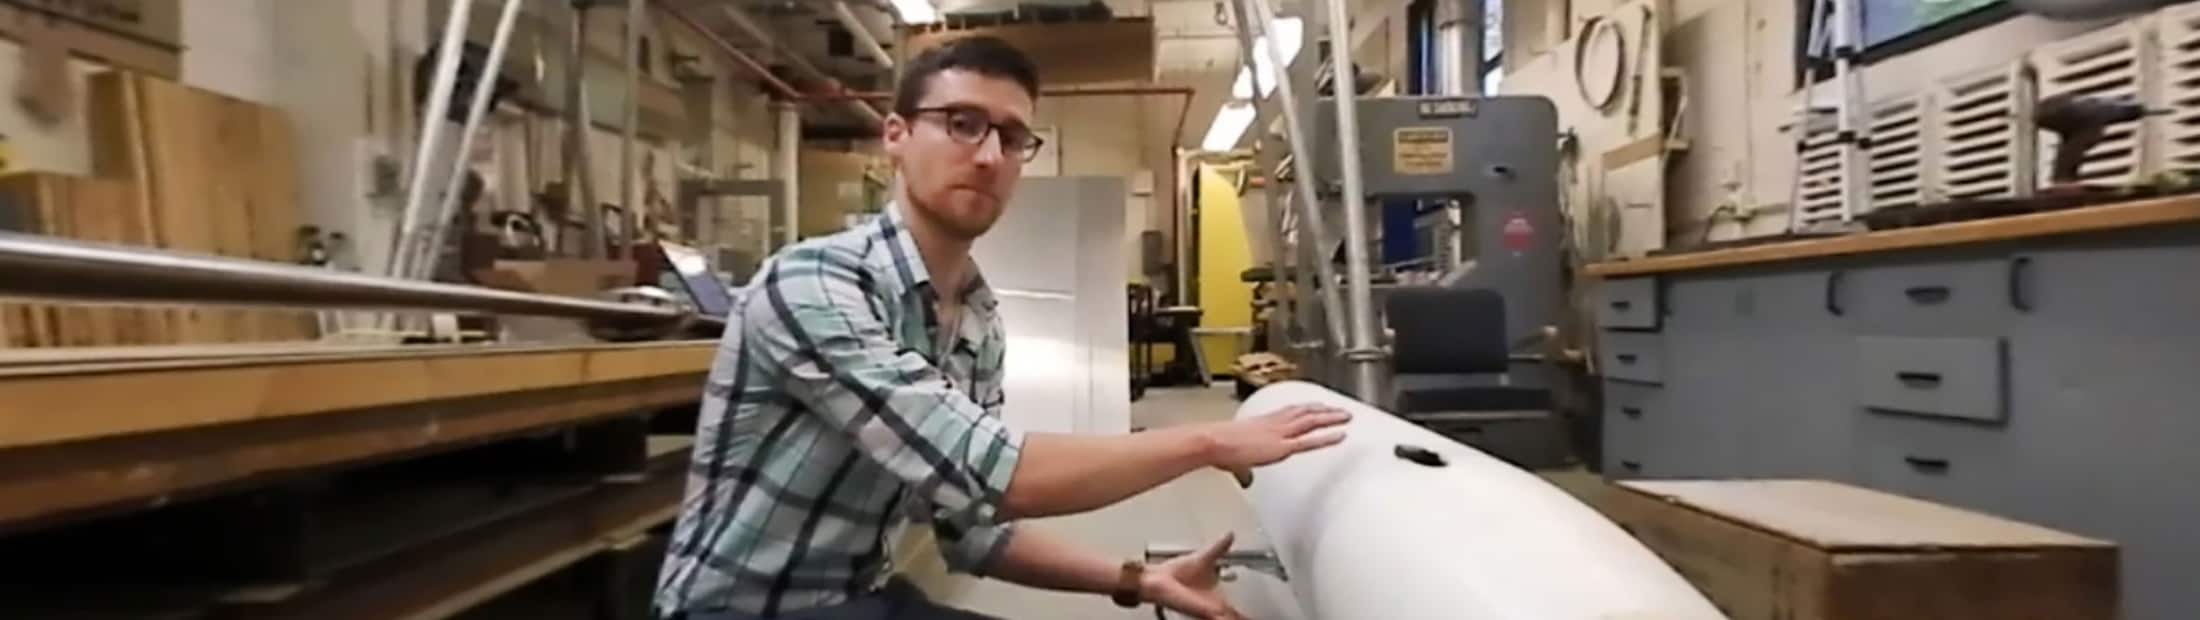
top-left (1141, 532), bottom-right (1245, 620)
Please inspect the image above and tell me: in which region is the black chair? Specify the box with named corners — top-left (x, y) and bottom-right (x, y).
top-left (1384, 287), bottom-right (1568, 468)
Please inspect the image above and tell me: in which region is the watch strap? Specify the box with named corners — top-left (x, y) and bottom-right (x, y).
top-left (1110, 560), bottom-right (1145, 608)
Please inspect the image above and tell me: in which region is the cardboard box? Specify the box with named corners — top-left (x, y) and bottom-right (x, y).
top-left (1599, 479), bottom-right (2117, 620)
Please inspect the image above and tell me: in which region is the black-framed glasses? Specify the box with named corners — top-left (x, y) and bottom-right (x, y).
top-left (911, 106), bottom-right (1044, 162)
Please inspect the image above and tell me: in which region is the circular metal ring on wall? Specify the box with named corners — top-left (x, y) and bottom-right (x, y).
top-left (1573, 15), bottom-right (1627, 113)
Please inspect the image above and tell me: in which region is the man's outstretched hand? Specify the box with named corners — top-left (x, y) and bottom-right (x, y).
top-left (1142, 532), bottom-right (1244, 620)
top-left (1205, 403), bottom-right (1351, 479)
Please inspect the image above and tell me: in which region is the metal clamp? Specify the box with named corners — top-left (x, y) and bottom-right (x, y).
top-left (1143, 544), bottom-right (1288, 582)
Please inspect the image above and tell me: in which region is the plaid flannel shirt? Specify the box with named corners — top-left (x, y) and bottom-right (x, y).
top-left (655, 205), bottom-right (1023, 617)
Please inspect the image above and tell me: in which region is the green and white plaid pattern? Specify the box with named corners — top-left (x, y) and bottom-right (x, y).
top-left (655, 205), bottom-right (1023, 617)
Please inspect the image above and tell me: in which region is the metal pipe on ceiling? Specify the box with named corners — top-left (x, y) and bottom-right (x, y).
top-left (660, 3), bottom-right (803, 100)
top-left (0, 233), bottom-right (704, 327)
top-left (716, 3), bottom-right (889, 126)
top-left (820, 85), bottom-right (1199, 148)
top-left (832, 1), bottom-right (897, 69)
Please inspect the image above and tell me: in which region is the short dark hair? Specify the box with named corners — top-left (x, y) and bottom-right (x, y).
top-left (892, 36), bottom-right (1041, 117)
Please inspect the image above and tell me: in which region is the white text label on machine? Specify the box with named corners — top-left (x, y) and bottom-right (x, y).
top-left (1393, 127), bottom-right (1455, 176)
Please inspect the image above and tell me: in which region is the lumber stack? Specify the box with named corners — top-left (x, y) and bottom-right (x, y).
top-left (0, 71), bottom-right (314, 348)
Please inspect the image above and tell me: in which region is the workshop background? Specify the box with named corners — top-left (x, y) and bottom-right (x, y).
top-left (0, 0), bottom-right (2192, 619)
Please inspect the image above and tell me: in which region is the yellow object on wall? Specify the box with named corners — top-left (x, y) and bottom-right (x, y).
top-left (1195, 164), bottom-right (1253, 377)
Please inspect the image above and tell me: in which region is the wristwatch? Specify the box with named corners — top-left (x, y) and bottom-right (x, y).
top-left (1111, 560), bottom-right (1145, 608)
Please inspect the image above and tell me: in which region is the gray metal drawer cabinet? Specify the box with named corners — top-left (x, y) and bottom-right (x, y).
top-left (1596, 277), bottom-right (1662, 330)
top-left (1851, 335), bottom-right (2007, 423)
top-left (1599, 331), bottom-right (1665, 385)
top-left (1853, 411), bottom-right (2021, 516)
top-left (1837, 257), bottom-right (2018, 336)
top-left (1601, 382), bottom-right (1660, 478)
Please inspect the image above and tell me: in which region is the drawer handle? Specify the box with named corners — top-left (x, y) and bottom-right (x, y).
top-left (1904, 456), bottom-right (1952, 474)
top-left (1896, 371), bottom-right (1943, 388)
top-left (2009, 256), bottom-right (2034, 313)
top-left (1610, 299), bottom-right (1633, 311)
top-left (1825, 270), bottom-right (1846, 316)
top-left (1621, 406), bottom-right (1643, 418)
top-left (1904, 285), bottom-right (1951, 305)
top-left (1620, 460), bottom-right (1643, 472)
top-left (1616, 353), bottom-right (1639, 365)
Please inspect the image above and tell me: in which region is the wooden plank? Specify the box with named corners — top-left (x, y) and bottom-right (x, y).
top-left (245, 100), bottom-right (314, 341)
top-left (1585, 194), bottom-right (2200, 277)
top-left (0, 342), bottom-right (714, 449)
top-left (1622, 480), bottom-right (2107, 550)
top-left (61, 177), bottom-right (138, 346)
top-left (87, 72), bottom-right (194, 344)
top-left (1597, 479), bottom-right (2118, 620)
top-left (0, 374), bottom-right (700, 533)
top-left (0, 175), bottom-right (50, 348)
top-left (134, 75), bottom-right (222, 342)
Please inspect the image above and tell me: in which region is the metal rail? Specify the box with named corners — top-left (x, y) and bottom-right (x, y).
top-left (1319, 0), bottom-right (1385, 400)
top-left (1241, 0), bottom-right (1352, 363)
top-left (0, 233), bottom-right (705, 326)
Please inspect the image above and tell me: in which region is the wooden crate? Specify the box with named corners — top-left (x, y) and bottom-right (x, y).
top-left (1599, 479), bottom-right (2117, 620)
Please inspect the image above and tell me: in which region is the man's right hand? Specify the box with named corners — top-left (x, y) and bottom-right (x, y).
top-left (1203, 403), bottom-right (1352, 474)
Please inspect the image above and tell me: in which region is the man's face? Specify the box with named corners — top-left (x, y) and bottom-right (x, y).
top-left (882, 69), bottom-right (1035, 240)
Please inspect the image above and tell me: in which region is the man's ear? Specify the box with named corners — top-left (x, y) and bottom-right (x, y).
top-left (881, 113), bottom-right (908, 157)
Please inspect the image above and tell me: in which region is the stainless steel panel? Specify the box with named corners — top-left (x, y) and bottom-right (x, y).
top-left (1596, 276), bottom-right (1662, 330)
top-left (970, 176), bottom-right (1130, 435)
top-left (1599, 331), bottom-right (1665, 385)
top-left (1853, 335), bottom-right (2006, 423)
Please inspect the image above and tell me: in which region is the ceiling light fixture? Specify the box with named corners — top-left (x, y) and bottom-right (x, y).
top-left (1231, 17), bottom-right (1303, 99)
top-left (1200, 102), bottom-right (1258, 152)
top-left (890, 0), bottom-right (940, 24)
top-left (1202, 17), bottom-right (1303, 152)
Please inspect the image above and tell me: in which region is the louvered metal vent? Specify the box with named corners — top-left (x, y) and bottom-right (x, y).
top-left (2032, 23), bottom-right (2155, 186)
top-left (2158, 3), bottom-right (2200, 176)
top-left (1866, 94), bottom-right (1931, 211)
top-left (1933, 63), bottom-right (2035, 201)
top-left (1796, 123), bottom-right (1848, 225)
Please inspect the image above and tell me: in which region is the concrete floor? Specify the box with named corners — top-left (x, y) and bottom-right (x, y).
top-left (898, 385), bottom-right (1306, 620)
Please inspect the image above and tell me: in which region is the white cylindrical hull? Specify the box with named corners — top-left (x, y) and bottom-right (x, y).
top-left (1236, 381), bottom-right (1725, 620)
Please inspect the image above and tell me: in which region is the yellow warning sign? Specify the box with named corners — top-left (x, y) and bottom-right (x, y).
top-left (1392, 127), bottom-right (1453, 176)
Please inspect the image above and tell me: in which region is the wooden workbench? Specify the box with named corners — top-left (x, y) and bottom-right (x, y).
top-left (1579, 195), bottom-right (2200, 620)
top-left (0, 341), bottom-right (715, 532)
top-left (1586, 193), bottom-right (2200, 277)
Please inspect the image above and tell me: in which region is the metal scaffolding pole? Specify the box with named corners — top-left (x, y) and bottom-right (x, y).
top-left (0, 233), bottom-right (701, 326)
top-left (1240, 0), bottom-right (1351, 358)
top-left (387, 0), bottom-right (476, 279)
top-left (411, 0), bottom-right (524, 281)
top-left (569, 1), bottom-right (605, 258)
top-left (1319, 0), bottom-right (1385, 400)
top-left (621, 0), bottom-right (646, 248)
top-left (1227, 0), bottom-right (1294, 352)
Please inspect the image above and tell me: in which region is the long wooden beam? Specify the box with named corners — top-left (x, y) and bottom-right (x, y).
top-left (0, 342), bottom-right (713, 532)
top-left (0, 341), bottom-right (715, 450)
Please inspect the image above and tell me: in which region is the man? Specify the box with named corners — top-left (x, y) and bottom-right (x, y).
top-left (655, 36), bottom-right (1350, 620)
